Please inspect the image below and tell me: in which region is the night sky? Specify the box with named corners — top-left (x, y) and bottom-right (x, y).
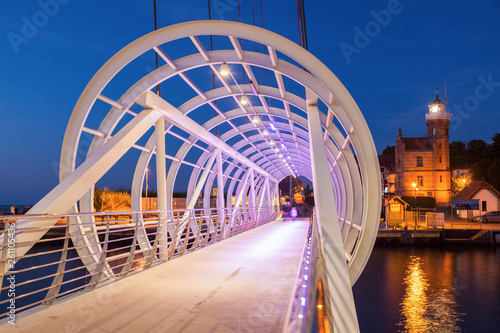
top-left (1, 0), bottom-right (499, 205)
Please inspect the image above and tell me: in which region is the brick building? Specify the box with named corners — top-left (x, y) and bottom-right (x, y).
top-left (395, 94), bottom-right (452, 205)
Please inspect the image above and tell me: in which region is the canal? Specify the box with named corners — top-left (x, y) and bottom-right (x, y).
top-left (354, 245), bottom-right (500, 333)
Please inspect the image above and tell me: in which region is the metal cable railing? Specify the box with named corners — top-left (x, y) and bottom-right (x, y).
top-left (0, 206), bottom-right (278, 319)
top-left (283, 213), bottom-right (334, 333)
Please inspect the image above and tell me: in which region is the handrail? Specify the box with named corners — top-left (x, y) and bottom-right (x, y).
top-left (0, 206), bottom-right (278, 320)
top-left (282, 213), bottom-right (334, 333)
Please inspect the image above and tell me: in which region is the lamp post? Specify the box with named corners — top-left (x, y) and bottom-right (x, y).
top-left (412, 183), bottom-right (417, 205)
top-left (145, 168), bottom-right (149, 210)
top-left (412, 182), bottom-right (418, 229)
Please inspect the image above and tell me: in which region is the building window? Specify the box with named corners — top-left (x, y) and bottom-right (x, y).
top-left (417, 176), bottom-right (423, 186)
top-left (440, 175), bottom-right (442, 183)
top-left (439, 156), bottom-right (442, 163)
top-left (416, 156), bottom-right (423, 167)
top-left (482, 201), bottom-right (487, 211)
top-left (439, 143), bottom-right (442, 149)
top-left (427, 192), bottom-right (432, 197)
top-left (432, 127), bottom-right (436, 136)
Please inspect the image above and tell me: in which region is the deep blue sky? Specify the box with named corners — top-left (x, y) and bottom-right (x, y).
top-left (1, 0), bottom-right (499, 205)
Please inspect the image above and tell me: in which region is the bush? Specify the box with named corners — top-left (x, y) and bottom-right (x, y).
top-left (94, 187), bottom-right (131, 212)
top-left (401, 196), bottom-right (436, 208)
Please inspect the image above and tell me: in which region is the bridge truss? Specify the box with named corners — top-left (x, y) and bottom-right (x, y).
top-left (4, 21), bottom-right (380, 332)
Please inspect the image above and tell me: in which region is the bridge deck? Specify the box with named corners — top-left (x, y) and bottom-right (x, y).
top-left (4, 219), bottom-right (309, 332)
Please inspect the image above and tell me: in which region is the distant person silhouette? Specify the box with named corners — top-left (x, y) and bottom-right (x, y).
top-left (10, 205), bottom-right (15, 215)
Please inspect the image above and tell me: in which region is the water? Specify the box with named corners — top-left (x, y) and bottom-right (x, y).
top-left (353, 246), bottom-right (500, 333)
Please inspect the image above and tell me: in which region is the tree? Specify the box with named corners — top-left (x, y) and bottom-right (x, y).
top-left (470, 159), bottom-right (490, 182)
top-left (467, 139), bottom-right (489, 163)
top-left (487, 158), bottom-right (500, 192)
top-left (382, 145), bottom-right (395, 155)
top-left (490, 133), bottom-right (500, 159)
top-left (449, 141), bottom-right (467, 169)
top-left (451, 174), bottom-right (471, 197)
top-left (94, 187), bottom-right (131, 212)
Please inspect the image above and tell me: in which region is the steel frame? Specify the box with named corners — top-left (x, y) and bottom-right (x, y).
top-left (4, 21), bottom-right (381, 331)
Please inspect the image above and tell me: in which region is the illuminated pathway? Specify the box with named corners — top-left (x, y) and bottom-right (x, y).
top-left (3, 220), bottom-right (309, 333)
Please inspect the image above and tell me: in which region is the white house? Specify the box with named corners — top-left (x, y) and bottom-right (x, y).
top-left (454, 180), bottom-right (500, 219)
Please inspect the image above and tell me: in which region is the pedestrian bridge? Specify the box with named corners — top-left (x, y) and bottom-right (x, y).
top-left (0, 21), bottom-right (380, 332)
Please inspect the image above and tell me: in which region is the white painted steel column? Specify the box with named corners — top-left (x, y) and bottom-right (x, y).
top-left (265, 178), bottom-right (271, 207)
top-left (216, 150), bottom-right (226, 232)
top-left (155, 116), bottom-right (168, 259)
top-left (249, 169), bottom-right (256, 222)
top-left (306, 89), bottom-right (360, 332)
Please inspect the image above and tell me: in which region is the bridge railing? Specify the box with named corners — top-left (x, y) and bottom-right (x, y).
top-left (283, 213), bottom-right (334, 333)
top-left (0, 206), bottom-right (278, 320)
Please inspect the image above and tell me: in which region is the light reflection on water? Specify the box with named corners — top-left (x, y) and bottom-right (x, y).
top-left (353, 247), bottom-right (500, 332)
top-left (397, 255), bottom-right (463, 333)
top-left (398, 256), bottom-right (430, 332)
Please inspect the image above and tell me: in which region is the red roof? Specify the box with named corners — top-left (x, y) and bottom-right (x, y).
top-left (454, 180), bottom-right (500, 200)
top-left (403, 137), bottom-right (433, 151)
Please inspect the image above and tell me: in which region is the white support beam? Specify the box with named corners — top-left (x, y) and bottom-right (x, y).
top-left (275, 72), bottom-right (286, 98)
top-left (137, 91), bottom-right (278, 183)
top-left (224, 169), bottom-right (251, 238)
top-left (249, 169), bottom-right (256, 225)
top-left (265, 178), bottom-right (271, 207)
top-left (229, 36), bottom-right (244, 60)
top-left (189, 36), bottom-right (210, 62)
top-left (306, 88), bottom-right (359, 333)
top-left (97, 94), bottom-right (124, 110)
top-left (177, 149), bottom-right (219, 237)
top-left (267, 46), bottom-right (278, 67)
top-left (242, 64), bottom-right (258, 87)
top-left (284, 101), bottom-right (291, 118)
top-left (209, 64), bottom-right (232, 93)
top-left (83, 127), bottom-right (106, 138)
top-left (185, 150), bottom-right (218, 211)
top-left (153, 46), bottom-right (177, 70)
top-left (249, 169), bottom-right (256, 210)
top-left (10, 109), bottom-right (162, 263)
top-left (155, 116), bottom-right (168, 260)
top-left (216, 149), bottom-right (226, 232)
top-left (178, 72), bottom-right (207, 100)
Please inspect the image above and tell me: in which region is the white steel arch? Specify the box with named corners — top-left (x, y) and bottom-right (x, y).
top-left (12, 21), bottom-right (380, 332)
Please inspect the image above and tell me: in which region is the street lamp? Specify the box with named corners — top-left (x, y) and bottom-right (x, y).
top-left (412, 182), bottom-right (417, 204)
top-left (412, 182), bottom-right (418, 229)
